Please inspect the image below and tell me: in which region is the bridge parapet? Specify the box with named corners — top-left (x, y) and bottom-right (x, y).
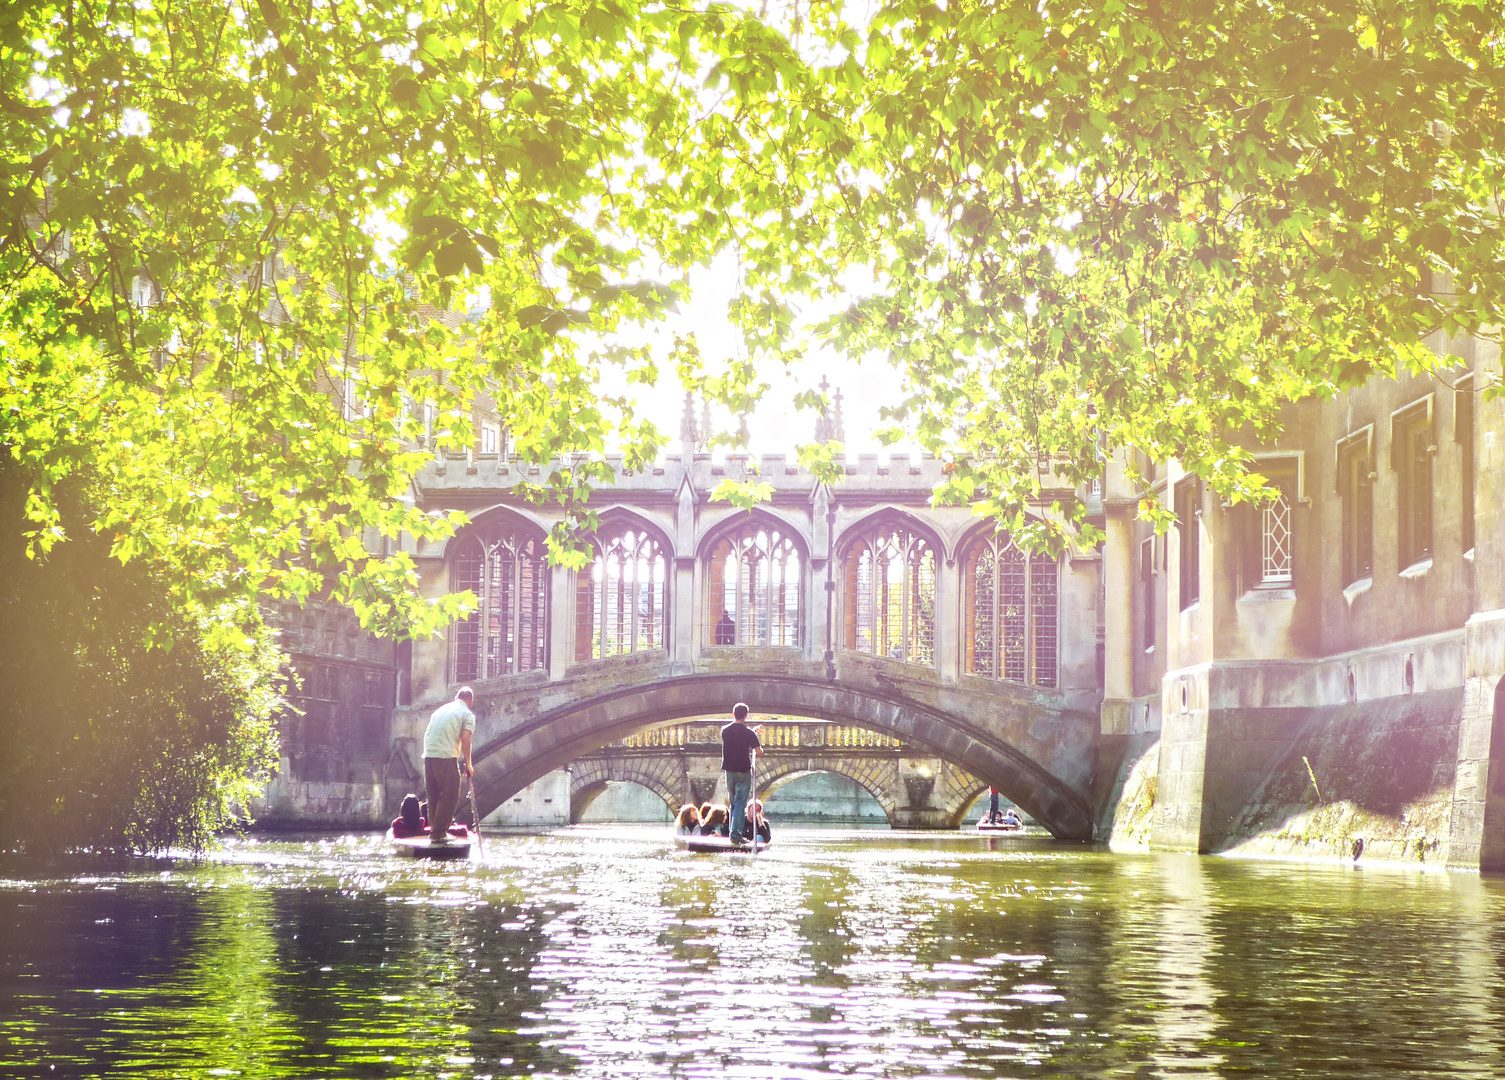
top-left (614, 720), bottom-right (908, 752)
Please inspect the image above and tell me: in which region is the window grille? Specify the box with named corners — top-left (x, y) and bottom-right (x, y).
top-left (1261, 490), bottom-right (1293, 583)
top-left (451, 523), bottom-right (547, 681)
top-left (706, 522), bottom-right (801, 647)
top-left (964, 532), bottom-right (1058, 687)
top-left (843, 523), bottom-right (936, 665)
top-left (576, 527), bottom-right (668, 660)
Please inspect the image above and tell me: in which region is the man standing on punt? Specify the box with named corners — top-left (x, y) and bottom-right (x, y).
top-left (423, 687), bottom-right (476, 844)
top-left (721, 702), bottom-right (764, 847)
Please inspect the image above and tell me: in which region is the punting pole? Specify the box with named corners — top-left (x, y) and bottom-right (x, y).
top-left (749, 755), bottom-right (759, 858)
top-left (467, 769), bottom-right (484, 858)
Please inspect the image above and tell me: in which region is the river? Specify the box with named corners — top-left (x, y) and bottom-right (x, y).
top-left (2, 827), bottom-right (1503, 1078)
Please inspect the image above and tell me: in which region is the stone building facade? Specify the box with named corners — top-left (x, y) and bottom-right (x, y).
top-left (258, 337), bottom-right (1505, 869)
top-left (1101, 331), bottom-right (1505, 869)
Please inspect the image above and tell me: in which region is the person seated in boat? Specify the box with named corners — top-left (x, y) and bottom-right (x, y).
top-left (1001, 808), bottom-right (1022, 828)
top-left (676, 804), bottom-right (702, 834)
top-left (700, 805), bottom-right (728, 836)
top-left (392, 794), bottom-right (425, 838)
top-left (699, 802), bottom-right (715, 825)
top-left (738, 800), bottom-right (771, 844)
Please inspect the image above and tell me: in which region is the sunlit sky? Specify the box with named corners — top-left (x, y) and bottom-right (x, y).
top-left (595, 249), bottom-right (920, 459)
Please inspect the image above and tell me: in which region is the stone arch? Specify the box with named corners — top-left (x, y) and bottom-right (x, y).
top-left (833, 506), bottom-right (946, 562)
top-left (758, 761), bottom-right (899, 824)
top-left (834, 511), bottom-right (943, 669)
top-left (449, 510), bottom-right (549, 684)
top-left (568, 758), bottom-right (681, 822)
top-left (573, 511), bottom-right (674, 664)
top-left (695, 505), bottom-right (814, 561)
top-left (469, 672), bottom-right (1096, 838)
top-left (589, 505), bottom-right (676, 559)
top-left (699, 511), bottom-right (807, 649)
top-left (444, 503), bottom-right (554, 556)
top-left (418, 501), bottom-right (557, 560)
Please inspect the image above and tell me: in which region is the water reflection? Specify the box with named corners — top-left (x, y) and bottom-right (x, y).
top-left (2, 829), bottom-right (1504, 1078)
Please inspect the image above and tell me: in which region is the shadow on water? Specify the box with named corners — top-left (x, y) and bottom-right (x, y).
top-left (2, 827), bottom-right (1505, 1078)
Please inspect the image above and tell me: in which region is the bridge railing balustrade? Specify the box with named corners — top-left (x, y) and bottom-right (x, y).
top-left (608, 722), bottom-right (906, 751)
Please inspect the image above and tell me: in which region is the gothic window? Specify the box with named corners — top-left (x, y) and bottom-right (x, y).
top-left (1239, 460), bottom-right (1297, 592)
top-left (1337, 431), bottom-right (1374, 586)
top-left (1393, 397), bottom-right (1434, 569)
top-left (843, 522), bottom-right (936, 666)
top-left (1458, 377), bottom-right (1475, 554)
top-left (1175, 476), bottom-right (1201, 609)
top-left (1140, 536), bottom-right (1156, 651)
top-left (706, 521), bottom-right (802, 647)
top-left (451, 521), bottom-right (548, 682)
top-left (576, 526), bottom-right (668, 661)
top-left (964, 532), bottom-right (1058, 687)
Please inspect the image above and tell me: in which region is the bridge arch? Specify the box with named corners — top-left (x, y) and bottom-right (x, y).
top-left (568, 758), bottom-right (680, 822)
top-left (468, 670), bottom-right (1096, 838)
top-left (758, 763), bottom-right (897, 824)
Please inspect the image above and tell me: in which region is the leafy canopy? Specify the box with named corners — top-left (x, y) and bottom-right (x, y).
top-left (797, 0), bottom-right (1505, 541)
top-left (4, 0), bottom-right (1503, 630)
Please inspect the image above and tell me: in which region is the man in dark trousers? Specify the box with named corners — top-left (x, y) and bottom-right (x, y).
top-left (422, 687), bottom-right (476, 844)
top-left (721, 702), bottom-right (763, 847)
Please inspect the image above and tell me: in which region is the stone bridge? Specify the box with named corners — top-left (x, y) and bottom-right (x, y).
top-left (388, 414), bottom-right (1107, 840)
top-left (395, 649), bottom-right (1101, 838)
top-left (569, 719), bottom-right (990, 828)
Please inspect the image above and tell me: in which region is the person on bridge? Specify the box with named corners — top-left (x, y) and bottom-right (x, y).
top-left (720, 702), bottom-right (763, 847)
top-left (423, 687), bottom-right (476, 844)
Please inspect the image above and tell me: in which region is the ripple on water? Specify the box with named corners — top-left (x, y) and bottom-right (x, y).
top-left (1, 828), bottom-right (1504, 1078)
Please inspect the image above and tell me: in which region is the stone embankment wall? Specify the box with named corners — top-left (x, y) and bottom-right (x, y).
top-left (1099, 691), bottom-right (1466, 867)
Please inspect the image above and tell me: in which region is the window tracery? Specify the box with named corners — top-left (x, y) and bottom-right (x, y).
top-left (451, 521), bottom-right (548, 681)
top-left (575, 526), bottom-right (668, 660)
top-left (842, 522), bottom-right (936, 666)
top-left (964, 532), bottom-right (1058, 688)
top-left (706, 521), bottom-right (802, 647)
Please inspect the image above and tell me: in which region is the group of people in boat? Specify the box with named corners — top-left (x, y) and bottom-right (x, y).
top-left (676, 800), bottom-right (772, 844)
top-left (982, 786), bottom-right (1024, 828)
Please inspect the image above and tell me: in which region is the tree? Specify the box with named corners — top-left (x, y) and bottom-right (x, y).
top-left (792, 0), bottom-right (1505, 542)
top-left (5, 0), bottom-right (1503, 608)
top-left (0, 455), bottom-right (282, 854)
top-left (1, 0), bottom-right (827, 636)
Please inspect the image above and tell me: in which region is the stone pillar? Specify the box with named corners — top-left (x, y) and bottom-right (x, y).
top-left (890, 758), bottom-right (952, 829)
top-left (935, 552), bottom-right (962, 681)
top-left (547, 564), bottom-right (573, 679)
top-left (1450, 608), bottom-right (1505, 869)
top-left (809, 483), bottom-right (833, 671)
top-left (1101, 449), bottom-right (1136, 734)
top-left (409, 545), bottom-right (451, 707)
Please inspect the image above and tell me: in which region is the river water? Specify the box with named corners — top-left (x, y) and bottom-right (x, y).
top-left (3, 826), bottom-right (1503, 1079)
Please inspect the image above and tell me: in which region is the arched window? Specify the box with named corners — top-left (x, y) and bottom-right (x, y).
top-left (706, 521), bottom-right (802, 647)
top-left (965, 532), bottom-right (1058, 688)
top-left (842, 522), bottom-right (936, 666)
top-left (451, 522), bottom-right (547, 681)
top-left (575, 526), bottom-right (668, 661)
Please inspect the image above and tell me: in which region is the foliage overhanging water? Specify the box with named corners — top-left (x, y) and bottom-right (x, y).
top-left (2, 827), bottom-right (1503, 1079)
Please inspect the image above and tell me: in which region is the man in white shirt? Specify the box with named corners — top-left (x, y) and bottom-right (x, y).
top-left (422, 687), bottom-right (476, 843)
